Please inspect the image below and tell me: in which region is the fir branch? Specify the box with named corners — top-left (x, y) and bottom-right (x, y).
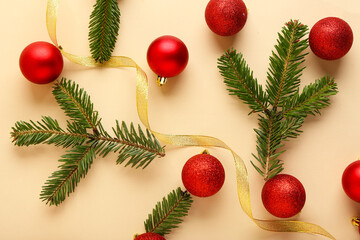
top-left (282, 76), bottom-right (338, 118)
top-left (266, 20), bottom-right (309, 108)
top-left (10, 78), bottom-right (166, 206)
top-left (251, 112), bottom-right (285, 180)
top-left (53, 78), bottom-right (100, 132)
top-left (11, 116), bottom-right (88, 148)
top-left (88, 0), bottom-right (121, 63)
top-left (40, 145), bottom-right (96, 206)
top-left (218, 49), bottom-right (269, 114)
top-left (218, 20), bottom-right (339, 180)
top-left (144, 188), bottom-right (193, 236)
top-left (95, 121), bottom-right (165, 169)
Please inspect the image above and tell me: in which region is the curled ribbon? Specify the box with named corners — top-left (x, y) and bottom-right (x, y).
top-left (46, 0), bottom-right (336, 239)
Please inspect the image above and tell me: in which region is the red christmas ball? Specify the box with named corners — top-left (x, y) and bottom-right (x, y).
top-left (262, 174), bottom-right (306, 218)
top-left (19, 41), bottom-right (64, 84)
top-left (342, 160), bottom-right (360, 202)
top-left (309, 17), bottom-right (353, 60)
top-left (134, 233), bottom-right (166, 240)
top-left (205, 0), bottom-right (247, 36)
top-left (147, 35), bottom-right (189, 82)
top-left (181, 152), bottom-right (225, 197)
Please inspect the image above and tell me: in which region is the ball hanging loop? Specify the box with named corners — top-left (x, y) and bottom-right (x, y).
top-left (352, 217), bottom-right (360, 227)
top-left (156, 76), bottom-right (168, 86)
top-left (352, 217), bottom-right (360, 234)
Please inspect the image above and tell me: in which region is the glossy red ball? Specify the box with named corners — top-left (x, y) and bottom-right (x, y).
top-left (147, 35), bottom-right (189, 78)
top-left (342, 160), bottom-right (360, 202)
top-left (182, 153), bottom-right (225, 197)
top-left (134, 233), bottom-right (166, 240)
top-left (262, 174), bottom-right (306, 218)
top-left (205, 0), bottom-right (247, 36)
top-left (19, 41), bottom-right (64, 84)
top-left (309, 17), bottom-right (353, 60)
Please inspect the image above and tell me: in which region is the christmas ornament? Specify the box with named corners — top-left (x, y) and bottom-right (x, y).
top-left (218, 20), bottom-right (338, 180)
top-left (134, 233), bottom-right (166, 240)
top-left (261, 174), bottom-right (306, 218)
top-left (146, 35), bottom-right (189, 86)
top-left (205, 0), bottom-right (247, 36)
top-left (19, 41), bottom-right (63, 84)
top-left (309, 17), bottom-right (353, 60)
top-left (181, 150), bottom-right (225, 197)
top-left (342, 160), bottom-right (360, 202)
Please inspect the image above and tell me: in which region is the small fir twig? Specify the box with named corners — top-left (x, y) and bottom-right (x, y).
top-left (88, 0), bottom-right (121, 63)
top-left (217, 20), bottom-right (338, 181)
top-left (144, 188), bottom-right (193, 236)
top-left (10, 78), bottom-right (165, 206)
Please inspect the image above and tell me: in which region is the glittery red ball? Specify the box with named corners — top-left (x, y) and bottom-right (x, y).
top-left (342, 160), bottom-right (360, 202)
top-left (147, 35), bottom-right (189, 78)
top-left (182, 153), bottom-right (225, 197)
top-left (134, 233), bottom-right (166, 240)
top-left (309, 17), bottom-right (353, 60)
top-left (205, 0), bottom-right (247, 36)
top-left (261, 174), bottom-right (306, 218)
top-left (19, 41), bottom-right (63, 84)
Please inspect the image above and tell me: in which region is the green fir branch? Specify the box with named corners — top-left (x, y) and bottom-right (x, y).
top-left (251, 112), bottom-right (285, 180)
top-left (89, 0), bottom-right (121, 63)
top-left (10, 78), bottom-right (165, 206)
top-left (282, 76), bottom-right (338, 118)
top-left (144, 188), bottom-right (193, 236)
top-left (40, 145), bottom-right (96, 206)
top-left (53, 78), bottom-right (100, 132)
top-left (95, 121), bottom-right (165, 169)
top-left (218, 49), bottom-right (269, 114)
top-left (218, 20), bottom-right (338, 180)
top-left (266, 20), bottom-right (309, 108)
top-left (11, 116), bottom-right (88, 148)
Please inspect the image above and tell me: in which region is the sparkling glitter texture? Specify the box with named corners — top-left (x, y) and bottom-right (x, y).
top-left (261, 174), bottom-right (306, 218)
top-left (134, 233), bottom-right (166, 240)
top-left (309, 17), bottom-right (353, 60)
top-left (342, 160), bottom-right (360, 202)
top-left (182, 153), bottom-right (225, 197)
top-left (205, 0), bottom-right (247, 36)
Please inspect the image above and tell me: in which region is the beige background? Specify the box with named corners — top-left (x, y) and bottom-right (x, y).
top-left (1, 0), bottom-right (360, 239)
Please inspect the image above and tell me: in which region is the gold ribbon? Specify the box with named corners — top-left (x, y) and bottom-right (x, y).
top-left (46, 0), bottom-right (336, 239)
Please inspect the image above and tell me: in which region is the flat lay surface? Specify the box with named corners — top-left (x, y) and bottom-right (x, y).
top-left (1, 0), bottom-right (360, 239)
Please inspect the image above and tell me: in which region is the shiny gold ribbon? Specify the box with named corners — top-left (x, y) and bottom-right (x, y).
top-left (46, 0), bottom-right (336, 238)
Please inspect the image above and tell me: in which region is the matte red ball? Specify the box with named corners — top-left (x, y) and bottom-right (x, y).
top-left (182, 153), bottom-right (225, 197)
top-left (134, 233), bottom-right (166, 240)
top-left (147, 35), bottom-right (189, 78)
top-left (19, 41), bottom-right (64, 84)
top-left (342, 160), bottom-right (360, 202)
top-left (309, 17), bottom-right (353, 60)
top-left (262, 174), bottom-right (306, 218)
top-left (205, 0), bottom-right (247, 36)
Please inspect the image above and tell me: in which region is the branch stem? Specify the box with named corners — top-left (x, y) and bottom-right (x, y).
top-left (273, 23), bottom-right (297, 108)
